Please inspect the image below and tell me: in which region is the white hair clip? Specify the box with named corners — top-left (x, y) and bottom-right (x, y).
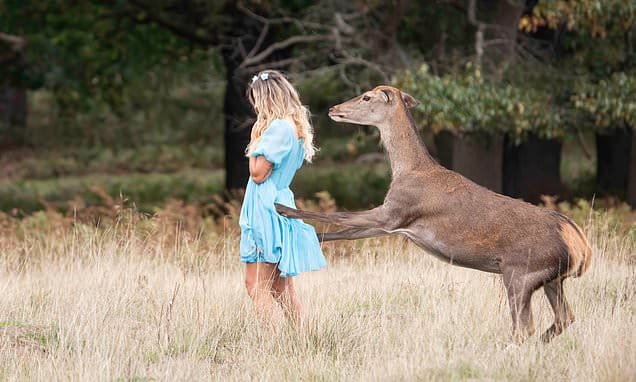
top-left (251, 72), bottom-right (270, 85)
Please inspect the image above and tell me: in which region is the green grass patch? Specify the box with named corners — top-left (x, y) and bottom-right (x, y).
top-left (25, 328), bottom-right (59, 349)
top-left (0, 321), bottom-right (28, 328)
top-left (1, 144), bottom-right (224, 180)
top-left (0, 170), bottom-right (224, 214)
top-left (0, 163), bottom-right (390, 215)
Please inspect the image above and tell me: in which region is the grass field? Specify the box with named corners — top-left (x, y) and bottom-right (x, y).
top-left (0, 208), bottom-right (634, 381)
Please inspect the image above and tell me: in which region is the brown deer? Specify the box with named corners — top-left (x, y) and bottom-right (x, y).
top-left (276, 86), bottom-right (592, 342)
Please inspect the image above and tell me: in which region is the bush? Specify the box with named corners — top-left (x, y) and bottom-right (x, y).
top-left (396, 64), bottom-right (572, 142)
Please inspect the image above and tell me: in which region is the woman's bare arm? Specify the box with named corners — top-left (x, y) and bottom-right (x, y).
top-left (249, 156), bottom-right (273, 183)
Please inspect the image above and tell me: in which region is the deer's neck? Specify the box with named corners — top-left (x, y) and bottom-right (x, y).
top-left (378, 111), bottom-right (435, 176)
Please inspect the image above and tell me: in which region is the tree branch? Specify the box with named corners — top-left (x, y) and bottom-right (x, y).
top-left (237, 3), bottom-right (332, 32)
top-left (339, 65), bottom-right (361, 93)
top-left (337, 50), bottom-right (389, 82)
top-left (239, 34), bottom-right (334, 68)
top-left (242, 57), bottom-right (304, 73)
top-left (441, 0), bottom-right (516, 33)
top-left (0, 32), bottom-right (27, 51)
top-left (246, 23), bottom-right (269, 60)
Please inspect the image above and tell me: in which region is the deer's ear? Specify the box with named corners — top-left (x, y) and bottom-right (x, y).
top-left (380, 89), bottom-right (392, 103)
top-left (401, 91), bottom-right (419, 108)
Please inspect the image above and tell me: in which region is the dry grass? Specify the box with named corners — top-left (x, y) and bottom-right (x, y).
top-left (0, 208), bottom-right (634, 381)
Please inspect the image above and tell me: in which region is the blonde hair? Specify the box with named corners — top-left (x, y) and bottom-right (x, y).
top-left (246, 70), bottom-right (317, 162)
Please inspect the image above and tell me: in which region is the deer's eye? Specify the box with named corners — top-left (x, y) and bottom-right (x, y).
top-left (362, 95), bottom-right (370, 101)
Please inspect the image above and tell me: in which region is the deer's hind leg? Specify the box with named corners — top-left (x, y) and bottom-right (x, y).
top-left (541, 278), bottom-right (575, 343)
top-left (503, 269), bottom-right (545, 342)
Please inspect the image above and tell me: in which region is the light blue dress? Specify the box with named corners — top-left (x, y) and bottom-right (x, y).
top-left (239, 119), bottom-right (327, 277)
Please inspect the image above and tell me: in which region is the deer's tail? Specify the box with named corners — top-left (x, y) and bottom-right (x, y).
top-left (558, 215), bottom-right (593, 278)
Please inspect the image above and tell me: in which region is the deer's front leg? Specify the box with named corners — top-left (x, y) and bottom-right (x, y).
top-left (275, 204), bottom-right (394, 229)
top-left (317, 227), bottom-right (388, 242)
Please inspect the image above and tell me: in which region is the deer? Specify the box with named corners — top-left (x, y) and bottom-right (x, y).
top-left (275, 86), bottom-right (592, 343)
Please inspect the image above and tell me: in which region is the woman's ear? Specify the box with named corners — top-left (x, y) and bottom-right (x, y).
top-left (401, 91), bottom-right (419, 108)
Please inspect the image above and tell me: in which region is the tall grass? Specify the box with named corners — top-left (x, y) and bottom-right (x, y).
top-left (0, 207), bottom-right (634, 381)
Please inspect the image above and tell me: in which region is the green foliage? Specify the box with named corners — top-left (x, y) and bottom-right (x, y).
top-left (0, 0), bottom-right (633, 208)
top-left (521, 0), bottom-right (636, 134)
top-left (396, 64), bottom-right (572, 141)
top-left (25, 56), bottom-right (225, 148)
top-left (573, 72), bottom-right (636, 128)
top-left (0, 1), bottom-right (194, 108)
top-left (524, 0), bottom-right (634, 72)
top-left (525, 0), bottom-right (636, 37)
top-left (1, 0), bottom-right (226, 149)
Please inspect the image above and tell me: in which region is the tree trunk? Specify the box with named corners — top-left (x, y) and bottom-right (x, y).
top-left (0, 87), bottom-right (27, 150)
top-left (432, 0), bottom-right (523, 194)
top-left (220, 3), bottom-right (253, 191)
top-left (220, 4), bottom-right (292, 191)
top-left (595, 127), bottom-right (631, 197)
top-left (479, 0), bottom-right (524, 74)
top-left (0, 39), bottom-right (27, 150)
top-left (222, 56), bottom-right (253, 191)
top-left (627, 129), bottom-right (636, 207)
top-left (372, 0), bottom-right (411, 69)
top-left (433, 131), bottom-right (454, 170)
top-left (503, 134), bottom-right (563, 204)
top-left (434, 131), bottom-right (503, 192)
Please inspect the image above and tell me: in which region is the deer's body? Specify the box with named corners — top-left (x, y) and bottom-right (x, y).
top-left (276, 86), bottom-right (592, 342)
top-left (384, 168), bottom-right (588, 278)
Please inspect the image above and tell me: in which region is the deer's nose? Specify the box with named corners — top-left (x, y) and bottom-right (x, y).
top-left (329, 107), bottom-right (335, 113)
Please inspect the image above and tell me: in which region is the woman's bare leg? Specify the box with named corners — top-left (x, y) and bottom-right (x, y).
top-left (245, 262), bottom-right (280, 324)
top-left (272, 274), bottom-right (304, 329)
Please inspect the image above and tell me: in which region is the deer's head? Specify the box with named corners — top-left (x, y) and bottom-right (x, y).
top-left (328, 86), bottom-right (419, 127)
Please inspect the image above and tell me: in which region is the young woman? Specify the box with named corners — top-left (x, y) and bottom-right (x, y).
top-left (239, 70), bottom-right (327, 327)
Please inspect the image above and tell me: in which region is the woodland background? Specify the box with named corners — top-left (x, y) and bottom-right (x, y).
top-left (1, 0), bottom-right (635, 218)
top-left (1, 2), bottom-right (636, 380)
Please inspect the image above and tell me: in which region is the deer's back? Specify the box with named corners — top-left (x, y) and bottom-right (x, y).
top-left (386, 166), bottom-right (570, 273)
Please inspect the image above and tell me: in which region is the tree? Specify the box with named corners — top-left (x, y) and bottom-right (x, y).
top-left (529, 0), bottom-right (635, 201)
top-left (400, 0), bottom-right (635, 204)
top-left (112, 0), bottom-right (416, 190)
top-left (0, 32), bottom-right (27, 149)
top-left (0, 0), bottom-right (194, 149)
top-left (2, 0), bottom-right (413, 190)
top-left (398, 0), bottom-right (568, 201)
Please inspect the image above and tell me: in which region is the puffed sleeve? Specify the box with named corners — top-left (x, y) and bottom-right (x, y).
top-left (251, 120), bottom-right (294, 167)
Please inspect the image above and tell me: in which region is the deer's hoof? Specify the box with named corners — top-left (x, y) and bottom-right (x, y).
top-left (540, 325), bottom-right (560, 343)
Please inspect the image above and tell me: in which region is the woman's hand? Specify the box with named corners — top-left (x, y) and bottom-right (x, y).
top-left (249, 156), bottom-right (273, 184)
